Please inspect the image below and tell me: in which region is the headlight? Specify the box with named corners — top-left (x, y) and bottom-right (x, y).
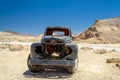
top-left (65, 46), bottom-right (72, 55)
top-left (34, 46), bottom-right (42, 54)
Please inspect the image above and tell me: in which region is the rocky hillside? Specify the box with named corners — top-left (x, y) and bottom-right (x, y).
top-left (75, 17), bottom-right (120, 43)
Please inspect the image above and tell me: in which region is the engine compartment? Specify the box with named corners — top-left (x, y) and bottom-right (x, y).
top-left (34, 43), bottom-right (72, 59)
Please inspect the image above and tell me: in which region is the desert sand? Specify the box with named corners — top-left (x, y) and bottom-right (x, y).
top-left (0, 44), bottom-right (120, 80)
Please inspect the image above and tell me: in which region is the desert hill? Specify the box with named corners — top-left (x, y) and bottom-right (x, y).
top-left (75, 17), bottom-right (120, 43)
top-left (0, 31), bottom-right (43, 42)
top-left (0, 30), bottom-right (75, 42)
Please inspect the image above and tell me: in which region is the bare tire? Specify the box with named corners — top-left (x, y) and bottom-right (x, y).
top-left (27, 55), bottom-right (39, 72)
top-left (67, 57), bottom-right (78, 73)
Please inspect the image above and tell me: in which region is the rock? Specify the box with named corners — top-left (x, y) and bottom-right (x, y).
top-left (116, 63), bottom-right (120, 67)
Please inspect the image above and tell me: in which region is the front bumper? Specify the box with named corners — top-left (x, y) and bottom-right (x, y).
top-left (29, 58), bottom-right (75, 67)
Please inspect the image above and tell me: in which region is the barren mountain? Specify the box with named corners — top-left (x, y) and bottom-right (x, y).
top-left (0, 31), bottom-right (42, 42)
top-left (75, 17), bottom-right (120, 43)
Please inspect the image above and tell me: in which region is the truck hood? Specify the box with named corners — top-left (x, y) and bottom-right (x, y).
top-left (41, 36), bottom-right (72, 43)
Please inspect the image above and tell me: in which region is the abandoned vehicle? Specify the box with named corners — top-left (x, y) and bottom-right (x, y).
top-left (27, 27), bottom-right (78, 73)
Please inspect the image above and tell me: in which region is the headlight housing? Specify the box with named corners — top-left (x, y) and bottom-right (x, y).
top-left (34, 46), bottom-right (43, 54)
top-left (65, 46), bottom-right (72, 55)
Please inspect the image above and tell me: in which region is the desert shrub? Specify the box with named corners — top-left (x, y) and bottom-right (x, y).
top-left (80, 46), bottom-right (93, 50)
top-left (111, 49), bottom-right (116, 52)
top-left (9, 44), bottom-right (23, 51)
top-left (9, 44), bottom-right (30, 51)
top-left (0, 44), bottom-right (9, 49)
top-left (94, 49), bottom-right (107, 54)
top-left (22, 45), bottom-right (30, 50)
top-left (99, 41), bottom-right (108, 44)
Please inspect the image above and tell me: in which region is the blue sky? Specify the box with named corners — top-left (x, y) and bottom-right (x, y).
top-left (0, 0), bottom-right (120, 35)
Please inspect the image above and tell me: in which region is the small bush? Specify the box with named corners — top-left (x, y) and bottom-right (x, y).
top-left (0, 44), bottom-right (9, 49)
top-left (80, 46), bottom-right (93, 50)
top-left (9, 44), bottom-right (23, 51)
top-left (22, 45), bottom-right (29, 50)
top-left (94, 49), bottom-right (107, 54)
top-left (111, 49), bottom-right (116, 52)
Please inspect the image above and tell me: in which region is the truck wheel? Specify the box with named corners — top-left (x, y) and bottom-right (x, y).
top-left (67, 57), bottom-right (78, 73)
top-left (27, 55), bottom-right (39, 73)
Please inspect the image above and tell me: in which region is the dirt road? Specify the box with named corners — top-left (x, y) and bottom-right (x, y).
top-left (0, 46), bottom-right (120, 80)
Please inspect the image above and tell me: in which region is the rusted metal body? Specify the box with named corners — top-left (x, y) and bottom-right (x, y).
top-left (27, 27), bottom-right (78, 73)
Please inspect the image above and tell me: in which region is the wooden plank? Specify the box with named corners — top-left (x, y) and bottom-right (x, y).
top-left (106, 58), bottom-right (120, 63)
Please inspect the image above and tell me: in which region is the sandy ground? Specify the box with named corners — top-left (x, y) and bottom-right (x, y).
top-left (0, 45), bottom-right (120, 80)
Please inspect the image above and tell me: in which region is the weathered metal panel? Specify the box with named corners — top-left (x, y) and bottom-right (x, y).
top-left (29, 59), bottom-right (75, 66)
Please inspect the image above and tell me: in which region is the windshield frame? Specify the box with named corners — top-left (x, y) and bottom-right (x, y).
top-left (44, 27), bottom-right (71, 37)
